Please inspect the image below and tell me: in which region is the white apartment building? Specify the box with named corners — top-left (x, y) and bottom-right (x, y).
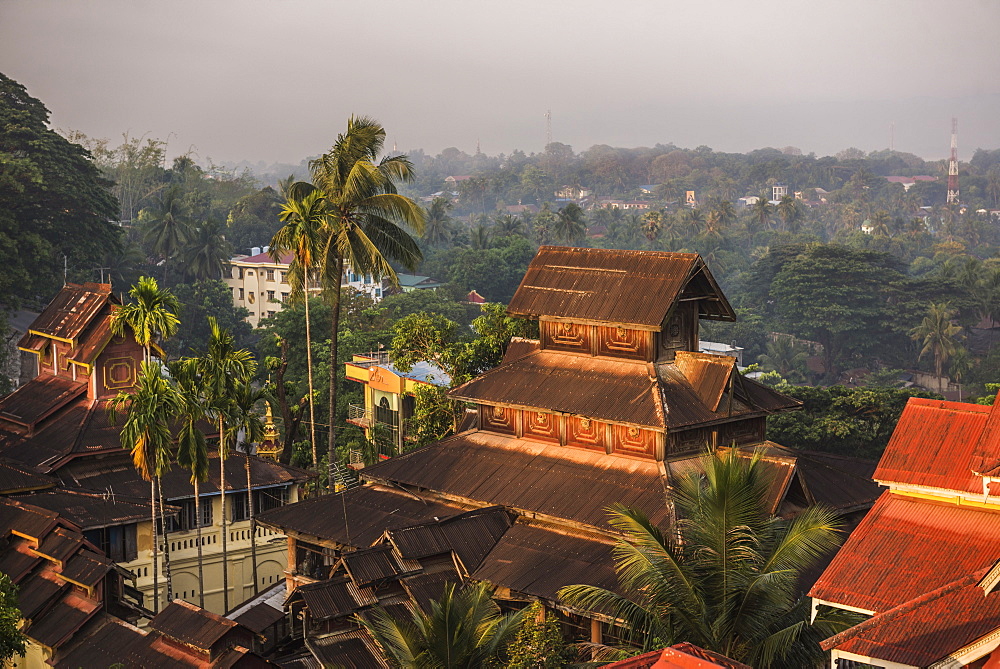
top-left (226, 248), bottom-right (384, 327)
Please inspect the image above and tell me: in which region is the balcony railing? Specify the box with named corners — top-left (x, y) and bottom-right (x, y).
top-left (347, 404), bottom-right (373, 428)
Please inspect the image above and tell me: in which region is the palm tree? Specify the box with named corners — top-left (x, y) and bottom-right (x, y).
top-left (869, 210), bottom-right (891, 238)
top-left (494, 213), bottom-right (525, 237)
top-left (759, 337), bottom-right (809, 383)
top-left (109, 361), bottom-right (181, 614)
top-left (470, 223), bottom-right (491, 250)
top-left (640, 210), bottom-right (662, 248)
top-left (776, 195), bottom-right (800, 232)
top-left (684, 208), bottom-right (705, 236)
top-left (180, 220), bottom-right (232, 281)
top-left (269, 183), bottom-right (327, 470)
top-left (910, 302), bottom-right (964, 393)
top-left (196, 317), bottom-right (257, 612)
top-left (559, 449), bottom-right (855, 668)
top-left (230, 380), bottom-right (268, 597)
top-left (308, 116), bottom-right (425, 488)
top-left (554, 202), bottom-right (587, 244)
top-left (750, 195), bottom-right (773, 235)
top-left (140, 185), bottom-right (192, 283)
top-left (359, 582), bottom-right (526, 668)
top-left (110, 276), bottom-right (180, 364)
top-left (424, 197), bottom-right (454, 246)
top-left (170, 358), bottom-right (210, 609)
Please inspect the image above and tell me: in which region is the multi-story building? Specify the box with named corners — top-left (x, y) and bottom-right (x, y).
top-left (0, 282), bottom-right (312, 621)
top-left (225, 248), bottom-right (384, 327)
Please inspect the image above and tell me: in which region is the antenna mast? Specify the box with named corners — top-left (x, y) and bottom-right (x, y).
top-left (947, 117), bottom-right (960, 204)
top-left (544, 109), bottom-right (552, 147)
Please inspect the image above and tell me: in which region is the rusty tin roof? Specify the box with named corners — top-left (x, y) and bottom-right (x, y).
top-left (20, 282), bottom-right (114, 345)
top-left (506, 246), bottom-right (735, 327)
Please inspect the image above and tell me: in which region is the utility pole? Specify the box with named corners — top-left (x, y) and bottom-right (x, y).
top-left (947, 117), bottom-right (960, 204)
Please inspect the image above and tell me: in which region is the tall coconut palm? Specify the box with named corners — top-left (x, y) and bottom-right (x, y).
top-left (554, 202), bottom-right (587, 244)
top-left (140, 185), bottom-right (192, 283)
top-left (196, 317), bottom-right (257, 612)
top-left (494, 213), bottom-right (524, 237)
top-left (169, 358), bottom-right (210, 609)
top-left (110, 276), bottom-right (180, 364)
top-left (559, 449), bottom-right (856, 668)
top-left (360, 582), bottom-right (526, 668)
top-left (640, 210), bottom-right (662, 248)
top-left (776, 195), bottom-right (801, 232)
top-left (109, 361), bottom-right (181, 614)
top-left (308, 116), bottom-right (425, 489)
top-left (269, 183), bottom-right (327, 470)
top-left (230, 380), bottom-right (269, 597)
top-left (910, 302), bottom-right (964, 393)
top-left (180, 219), bottom-right (232, 281)
top-left (423, 197), bottom-right (454, 246)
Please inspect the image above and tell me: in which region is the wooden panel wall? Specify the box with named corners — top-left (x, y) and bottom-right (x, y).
top-left (522, 409), bottom-right (560, 443)
top-left (718, 417), bottom-right (766, 447)
top-left (596, 326), bottom-right (651, 360)
top-left (541, 321), bottom-right (590, 354)
top-left (611, 424), bottom-right (657, 459)
top-left (668, 427), bottom-right (714, 456)
top-left (480, 405), bottom-right (516, 435)
top-left (656, 303), bottom-right (699, 362)
top-left (565, 416), bottom-right (606, 452)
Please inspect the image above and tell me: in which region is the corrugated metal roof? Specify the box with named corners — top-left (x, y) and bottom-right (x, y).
top-left (674, 351), bottom-right (734, 412)
top-left (34, 526), bottom-right (83, 564)
top-left (0, 496), bottom-right (61, 541)
top-left (362, 431), bottom-right (671, 532)
top-left (400, 569), bottom-right (463, 613)
top-left (809, 492), bottom-right (1000, 613)
top-left (26, 592), bottom-right (99, 650)
top-left (340, 545), bottom-right (421, 587)
top-left (506, 247), bottom-right (735, 327)
top-left (873, 398), bottom-right (991, 494)
top-left (305, 629), bottom-right (389, 669)
top-left (605, 644), bottom-right (750, 669)
top-left (294, 576), bottom-right (378, 621)
top-left (822, 570), bottom-right (1000, 667)
top-left (0, 459), bottom-right (55, 494)
top-left (13, 488), bottom-right (152, 529)
top-left (450, 349), bottom-right (665, 428)
top-left (471, 521), bottom-right (618, 601)
top-left (59, 550), bottom-right (113, 588)
top-left (0, 375), bottom-right (86, 428)
top-left (20, 282), bottom-right (113, 344)
top-left (258, 484), bottom-right (465, 548)
top-left (147, 599), bottom-right (243, 650)
top-left (387, 506), bottom-right (514, 572)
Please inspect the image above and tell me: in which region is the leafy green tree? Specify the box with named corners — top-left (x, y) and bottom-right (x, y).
top-left (758, 337), bottom-right (809, 383)
top-left (502, 602), bottom-right (572, 669)
top-left (360, 582), bottom-right (525, 668)
top-left (559, 450), bottom-right (857, 668)
top-left (109, 361), bottom-right (182, 613)
top-left (0, 72), bottom-right (121, 306)
top-left (910, 302), bottom-right (964, 392)
top-left (0, 573), bottom-right (25, 663)
top-left (308, 116), bottom-right (425, 486)
top-left (166, 280), bottom-right (252, 359)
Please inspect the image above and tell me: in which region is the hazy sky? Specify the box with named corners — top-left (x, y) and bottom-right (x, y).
top-left (2, 0), bottom-right (998, 166)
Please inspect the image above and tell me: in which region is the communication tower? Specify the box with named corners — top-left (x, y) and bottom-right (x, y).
top-left (545, 109), bottom-right (552, 147)
top-left (947, 117), bottom-right (960, 204)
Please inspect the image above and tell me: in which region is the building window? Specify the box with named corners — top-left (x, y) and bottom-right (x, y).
top-left (84, 525), bottom-right (138, 562)
top-left (255, 486), bottom-right (290, 514)
top-left (281, 292), bottom-right (289, 303)
top-left (239, 287), bottom-right (245, 300)
top-left (280, 271), bottom-right (288, 284)
top-left (267, 269), bottom-right (275, 281)
top-left (267, 290), bottom-right (276, 302)
top-left (231, 492), bottom-right (249, 522)
top-left (181, 499), bottom-right (212, 529)
top-left (237, 267), bottom-right (244, 279)
top-left (267, 310), bottom-right (276, 318)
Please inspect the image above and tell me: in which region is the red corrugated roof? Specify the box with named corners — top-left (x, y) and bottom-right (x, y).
top-left (236, 251), bottom-right (293, 264)
top-left (822, 569), bottom-right (1000, 667)
top-left (873, 397), bottom-right (991, 494)
top-left (809, 491), bottom-right (1000, 613)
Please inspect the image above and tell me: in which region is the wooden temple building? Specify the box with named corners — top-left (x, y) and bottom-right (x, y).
top-left (259, 247), bottom-right (881, 665)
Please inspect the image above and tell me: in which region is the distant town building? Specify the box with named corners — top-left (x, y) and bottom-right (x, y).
top-left (772, 183), bottom-right (787, 201)
top-left (885, 175), bottom-right (938, 192)
top-left (685, 190), bottom-right (698, 207)
top-left (554, 185), bottom-right (592, 199)
top-left (738, 195), bottom-right (760, 208)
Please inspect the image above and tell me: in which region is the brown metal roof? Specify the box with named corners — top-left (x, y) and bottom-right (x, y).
top-left (13, 488), bottom-right (152, 529)
top-left (362, 431), bottom-right (671, 532)
top-left (450, 349), bottom-right (665, 428)
top-left (59, 550), bottom-right (113, 588)
top-left (506, 246), bottom-right (734, 327)
top-left (20, 282), bottom-right (113, 344)
top-left (0, 496), bottom-right (61, 541)
top-left (17, 571), bottom-right (67, 619)
top-left (674, 351), bottom-right (735, 412)
top-left (293, 576), bottom-right (378, 621)
top-left (0, 458), bottom-right (55, 494)
top-left (233, 601), bottom-right (284, 634)
top-left (305, 629), bottom-right (389, 669)
top-left (0, 375), bottom-right (86, 428)
top-left (258, 484), bottom-right (465, 548)
top-left (759, 445), bottom-right (881, 512)
top-left (387, 506), bottom-right (514, 572)
top-left (400, 568), bottom-right (463, 613)
top-left (148, 599), bottom-right (243, 651)
top-left (26, 591), bottom-right (99, 650)
top-left (0, 398), bottom-right (124, 472)
top-left (340, 545), bottom-right (421, 587)
top-left (471, 521), bottom-right (619, 601)
top-left (71, 314), bottom-right (115, 365)
top-left (34, 526), bottom-right (83, 564)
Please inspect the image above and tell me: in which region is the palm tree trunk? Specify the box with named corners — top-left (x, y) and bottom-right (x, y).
top-left (327, 256), bottom-right (344, 492)
top-left (304, 285), bottom-right (318, 470)
top-left (158, 475), bottom-right (173, 603)
top-left (246, 452), bottom-right (259, 596)
top-left (194, 478), bottom-right (205, 609)
top-left (219, 416), bottom-right (229, 612)
top-left (150, 477), bottom-right (160, 614)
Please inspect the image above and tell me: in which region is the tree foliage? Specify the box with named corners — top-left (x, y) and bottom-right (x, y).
top-left (0, 573), bottom-right (25, 663)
